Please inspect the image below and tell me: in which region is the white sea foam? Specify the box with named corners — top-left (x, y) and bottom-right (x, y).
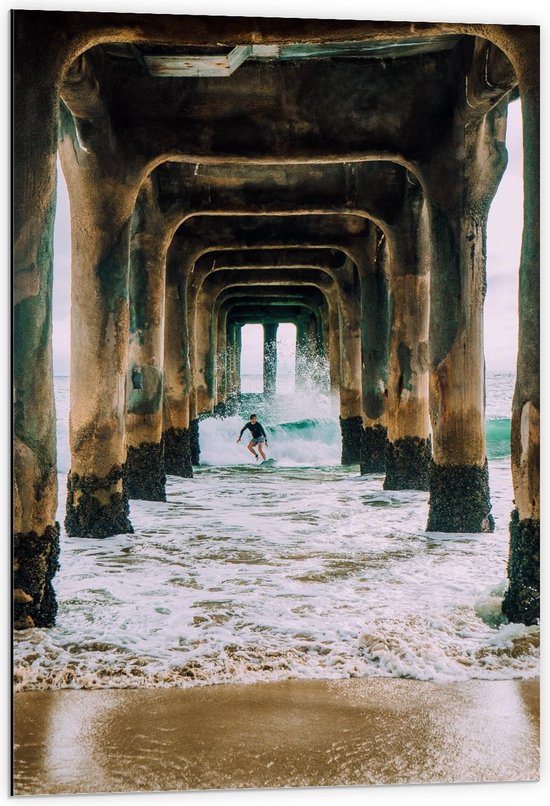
top-left (14, 461), bottom-right (539, 689)
top-left (14, 373), bottom-right (537, 692)
top-left (200, 414), bottom-right (341, 467)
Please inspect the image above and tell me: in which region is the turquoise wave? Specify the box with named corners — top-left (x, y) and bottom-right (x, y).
top-left (485, 417), bottom-right (511, 459)
top-left (269, 417), bottom-right (511, 459)
top-left (270, 419), bottom-right (341, 443)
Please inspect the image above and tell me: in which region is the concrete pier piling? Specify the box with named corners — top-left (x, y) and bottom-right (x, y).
top-left (12, 11), bottom-right (539, 627)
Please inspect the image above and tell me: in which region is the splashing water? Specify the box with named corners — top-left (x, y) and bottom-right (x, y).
top-left (14, 371), bottom-right (537, 692)
top-left (200, 415), bottom-right (341, 467)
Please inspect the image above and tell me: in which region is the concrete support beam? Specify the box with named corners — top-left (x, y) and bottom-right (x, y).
top-left (195, 268), bottom-right (334, 413)
top-left (218, 290), bottom-right (334, 405)
top-left (156, 162), bottom-right (407, 226)
top-left (99, 40), bottom-right (468, 164)
top-left (176, 215), bottom-right (370, 415)
top-left (337, 263), bottom-right (362, 465)
top-left (193, 249), bottom-right (345, 401)
top-left (502, 32), bottom-right (540, 625)
top-left (12, 12), bottom-right (533, 636)
top-left (126, 181), bottom-right (168, 501)
top-left (162, 248), bottom-right (193, 478)
top-left (13, 28), bottom-right (60, 627)
top-left (228, 324), bottom-right (243, 399)
top-left (202, 278), bottom-right (327, 415)
top-left (263, 323), bottom-right (278, 396)
top-left (384, 186), bottom-right (432, 490)
top-left (424, 100), bottom-right (509, 533)
top-left (360, 229), bottom-right (390, 474)
top-left (58, 94), bottom-right (139, 538)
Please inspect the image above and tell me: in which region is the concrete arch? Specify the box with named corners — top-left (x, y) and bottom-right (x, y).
top-left (207, 277), bottom-right (338, 408)
top-left (13, 11), bottom-right (537, 627)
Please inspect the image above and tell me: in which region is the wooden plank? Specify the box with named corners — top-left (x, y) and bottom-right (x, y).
top-left (143, 45), bottom-right (251, 78)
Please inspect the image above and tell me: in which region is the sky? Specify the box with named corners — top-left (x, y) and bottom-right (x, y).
top-left (52, 84), bottom-right (523, 377)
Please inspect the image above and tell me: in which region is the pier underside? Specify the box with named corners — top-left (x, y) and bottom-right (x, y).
top-left (13, 10), bottom-right (539, 629)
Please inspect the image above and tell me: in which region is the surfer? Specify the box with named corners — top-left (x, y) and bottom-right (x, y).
top-left (236, 414), bottom-right (269, 461)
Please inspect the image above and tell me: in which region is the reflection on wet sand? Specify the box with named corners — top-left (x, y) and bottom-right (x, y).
top-left (13, 678), bottom-right (539, 795)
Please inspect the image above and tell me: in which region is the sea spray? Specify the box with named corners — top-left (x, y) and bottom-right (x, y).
top-left (200, 415), bottom-right (341, 467)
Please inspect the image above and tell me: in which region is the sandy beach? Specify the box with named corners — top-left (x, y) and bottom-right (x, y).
top-left (13, 677), bottom-right (539, 795)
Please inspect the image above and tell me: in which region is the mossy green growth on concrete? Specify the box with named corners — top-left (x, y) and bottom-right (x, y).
top-left (384, 436), bottom-right (431, 491)
top-left (502, 509), bottom-right (540, 626)
top-left (13, 186), bottom-right (56, 460)
top-left (129, 244), bottom-right (148, 338)
top-left (126, 441), bottom-right (166, 501)
top-left (361, 269), bottom-right (389, 420)
top-left (95, 221), bottom-right (131, 314)
top-left (127, 365), bottom-right (163, 414)
top-left (13, 523), bottom-right (60, 629)
top-left (65, 465), bottom-right (133, 538)
top-left (427, 460), bottom-right (494, 533)
top-left (397, 342), bottom-right (413, 394)
top-left (428, 203), bottom-right (461, 367)
top-left (58, 100), bottom-right (80, 153)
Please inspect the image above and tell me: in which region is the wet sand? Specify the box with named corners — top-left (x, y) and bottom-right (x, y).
top-left (13, 677), bottom-right (539, 795)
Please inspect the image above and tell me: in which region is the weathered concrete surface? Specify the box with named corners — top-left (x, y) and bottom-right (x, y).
top-left (189, 418), bottom-right (201, 466)
top-left (65, 466), bottom-right (133, 538)
top-left (126, 179), bottom-right (168, 501)
top-left (426, 461), bottom-right (494, 533)
top-left (13, 20), bottom-right (61, 626)
top-left (203, 252), bottom-right (337, 405)
top-left (59, 54), bottom-right (140, 538)
top-left (384, 183), bottom-right (431, 490)
top-left (83, 37), bottom-right (477, 164)
top-left (384, 437), bottom-right (432, 491)
top-left (502, 511), bottom-right (539, 626)
top-left (339, 416), bottom-right (362, 465)
top-left (12, 10), bottom-right (537, 631)
top-left (174, 214), bottom-right (371, 419)
top-left (226, 323), bottom-right (242, 400)
top-left (13, 526), bottom-right (60, 630)
top-left (336, 261), bottom-right (362, 426)
top-left (263, 322), bottom-right (278, 396)
top-left (504, 31), bottom-right (540, 624)
top-left (360, 228), bottom-right (390, 473)
top-left (195, 267), bottom-right (334, 408)
top-left (175, 214), bottom-right (373, 436)
top-left (155, 161), bottom-right (407, 225)
top-left (360, 425), bottom-right (387, 475)
top-left (163, 428), bottom-right (193, 478)
top-left (202, 268), bottom-right (336, 406)
top-left (162, 245), bottom-right (193, 478)
top-left (423, 94), bottom-right (510, 532)
top-left (126, 442), bottom-right (166, 502)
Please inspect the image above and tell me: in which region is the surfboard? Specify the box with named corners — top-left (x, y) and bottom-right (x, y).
top-left (259, 458), bottom-right (277, 467)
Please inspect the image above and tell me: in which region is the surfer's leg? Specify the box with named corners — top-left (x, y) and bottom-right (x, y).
top-left (247, 441), bottom-right (258, 459)
top-left (258, 443), bottom-right (267, 461)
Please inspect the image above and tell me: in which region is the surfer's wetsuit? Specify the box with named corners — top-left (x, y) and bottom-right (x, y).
top-left (239, 421), bottom-right (267, 444)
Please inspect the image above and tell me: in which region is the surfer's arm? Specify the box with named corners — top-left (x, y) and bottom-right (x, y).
top-left (260, 424), bottom-right (268, 444)
top-left (237, 423), bottom-right (250, 442)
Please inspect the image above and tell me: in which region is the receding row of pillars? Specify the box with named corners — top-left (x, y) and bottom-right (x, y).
top-left (13, 14), bottom-right (539, 633)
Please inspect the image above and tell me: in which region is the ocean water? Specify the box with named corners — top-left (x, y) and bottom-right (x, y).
top-left (13, 372), bottom-right (539, 692)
